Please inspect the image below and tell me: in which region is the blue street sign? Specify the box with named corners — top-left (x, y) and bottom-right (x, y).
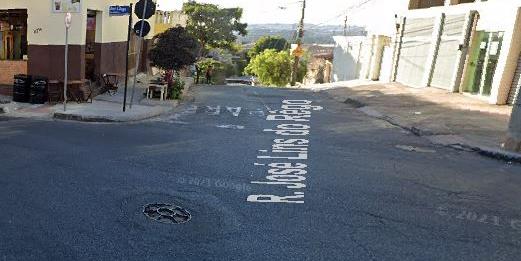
top-left (109, 5), bottom-right (131, 16)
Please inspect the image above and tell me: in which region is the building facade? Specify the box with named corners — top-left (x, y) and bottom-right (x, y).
top-left (331, 35), bottom-right (392, 83)
top-left (392, 0), bottom-right (521, 105)
top-left (0, 0), bottom-right (156, 95)
top-left (154, 10), bottom-right (187, 35)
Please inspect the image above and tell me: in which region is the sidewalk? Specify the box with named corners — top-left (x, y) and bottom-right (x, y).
top-left (304, 80), bottom-right (521, 162)
top-left (0, 76), bottom-right (190, 122)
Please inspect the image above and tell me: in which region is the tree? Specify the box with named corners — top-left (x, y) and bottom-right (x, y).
top-left (148, 26), bottom-right (200, 71)
top-left (248, 36), bottom-right (289, 59)
top-left (183, 2), bottom-right (247, 56)
top-left (148, 27), bottom-right (200, 99)
top-left (245, 49), bottom-right (292, 87)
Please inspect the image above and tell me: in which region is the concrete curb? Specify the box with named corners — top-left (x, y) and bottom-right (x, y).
top-left (53, 106), bottom-right (174, 123)
top-left (376, 110), bottom-right (521, 163)
top-left (329, 91), bottom-right (521, 163)
top-left (476, 147), bottom-right (521, 163)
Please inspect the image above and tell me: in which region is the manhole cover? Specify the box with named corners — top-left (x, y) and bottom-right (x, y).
top-left (143, 203), bottom-right (191, 224)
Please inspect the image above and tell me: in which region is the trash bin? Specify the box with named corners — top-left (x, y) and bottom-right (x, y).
top-left (12, 74), bottom-right (32, 103)
top-left (30, 76), bottom-right (48, 104)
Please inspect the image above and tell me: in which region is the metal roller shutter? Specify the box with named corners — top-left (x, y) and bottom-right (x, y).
top-left (396, 17), bottom-right (435, 87)
top-left (431, 14), bottom-right (467, 90)
top-left (507, 54), bottom-right (521, 105)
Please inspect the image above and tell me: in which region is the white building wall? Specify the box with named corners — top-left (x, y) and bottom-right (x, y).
top-left (1, 0), bottom-right (155, 46)
top-left (395, 0), bottom-right (521, 104)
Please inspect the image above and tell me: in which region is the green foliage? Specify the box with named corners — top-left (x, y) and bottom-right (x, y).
top-left (169, 75), bottom-right (185, 100)
top-left (234, 59), bottom-right (248, 76)
top-left (148, 27), bottom-right (200, 71)
top-left (248, 36), bottom-right (289, 59)
top-left (245, 49), bottom-right (292, 87)
top-left (183, 2), bottom-right (247, 56)
top-left (196, 58), bottom-right (223, 73)
top-left (296, 52), bottom-right (309, 83)
top-left (196, 58), bottom-right (223, 84)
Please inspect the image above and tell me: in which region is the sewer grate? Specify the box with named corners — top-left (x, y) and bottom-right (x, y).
top-left (143, 203), bottom-right (191, 224)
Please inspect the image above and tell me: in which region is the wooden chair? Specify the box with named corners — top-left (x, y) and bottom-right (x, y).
top-left (47, 80), bottom-right (63, 104)
top-left (101, 74), bottom-right (120, 95)
top-left (83, 80), bottom-right (94, 103)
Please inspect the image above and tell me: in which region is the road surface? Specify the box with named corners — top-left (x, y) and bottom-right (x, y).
top-left (1, 85), bottom-right (520, 260)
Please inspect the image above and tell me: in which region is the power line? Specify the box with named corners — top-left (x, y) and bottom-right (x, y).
top-left (306, 0), bottom-right (378, 30)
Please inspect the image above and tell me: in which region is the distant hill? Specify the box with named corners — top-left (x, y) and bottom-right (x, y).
top-left (239, 24), bottom-right (367, 45)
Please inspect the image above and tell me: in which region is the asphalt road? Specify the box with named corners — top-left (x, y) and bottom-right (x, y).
top-left (1, 85), bottom-right (521, 261)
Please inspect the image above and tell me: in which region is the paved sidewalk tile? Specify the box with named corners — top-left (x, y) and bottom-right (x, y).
top-left (304, 80), bottom-right (520, 162)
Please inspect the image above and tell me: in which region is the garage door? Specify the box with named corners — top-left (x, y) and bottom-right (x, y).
top-left (431, 14), bottom-right (468, 90)
top-left (396, 17), bottom-right (435, 87)
top-left (507, 54), bottom-right (521, 105)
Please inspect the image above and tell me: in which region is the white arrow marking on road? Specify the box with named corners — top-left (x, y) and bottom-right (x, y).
top-left (186, 105), bottom-right (198, 114)
top-left (226, 107), bottom-right (242, 117)
top-left (249, 110), bottom-right (265, 117)
top-left (206, 106), bottom-right (221, 115)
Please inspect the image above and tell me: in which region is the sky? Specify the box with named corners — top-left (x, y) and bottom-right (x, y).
top-left (156, 0), bottom-right (408, 33)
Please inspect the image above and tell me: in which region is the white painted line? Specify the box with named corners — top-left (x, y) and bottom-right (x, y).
top-left (216, 124), bottom-right (245, 130)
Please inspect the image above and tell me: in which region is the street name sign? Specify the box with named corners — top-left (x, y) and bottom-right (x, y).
top-left (109, 5), bottom-right (131, 16)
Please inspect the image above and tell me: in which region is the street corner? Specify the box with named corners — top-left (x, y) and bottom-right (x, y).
top-left (52, 101), bottom-right (174, 123)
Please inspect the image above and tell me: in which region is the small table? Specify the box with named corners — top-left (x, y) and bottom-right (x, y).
top-left (66, 80), bottom-right (86, 103)
top-left (147, 84), bottom-right (168, 101)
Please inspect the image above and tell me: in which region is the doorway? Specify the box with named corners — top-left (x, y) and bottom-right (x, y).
top-left (2, 31), bottom-right (13, 59)
top-left (463, 31), bottom-right (504, 96)
top-left (85, 10), bottom-right (98, 81)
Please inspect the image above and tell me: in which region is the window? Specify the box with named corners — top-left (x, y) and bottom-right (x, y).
top-left (409, 0), bottom-right (445, 9)
top-left (0, 9), bottom-right (27, 61)
top-left (455, 0), bottom-right (476, 4)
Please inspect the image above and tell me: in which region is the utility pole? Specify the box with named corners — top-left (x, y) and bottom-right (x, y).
top-left (291, 0), bottom-right (306, 86)
top-left (344, 16), bottom-right (348, 36)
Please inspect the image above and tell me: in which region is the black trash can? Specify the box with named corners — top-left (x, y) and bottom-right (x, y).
top-left (12, 74), bottom-right (32, 103)
top-left (30, 76), bottom-right (48, 104)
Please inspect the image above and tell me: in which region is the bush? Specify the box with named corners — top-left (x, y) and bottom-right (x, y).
top-left (245, 49), bottom-right (292, 87)
top-left (248, 36), bottom-right (289, 59)
top-left (169, 75), bottom-right (185, 100)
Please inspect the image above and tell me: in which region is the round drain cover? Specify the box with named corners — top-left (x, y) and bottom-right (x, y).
top-left (143, 203), bottom-right (191, 224)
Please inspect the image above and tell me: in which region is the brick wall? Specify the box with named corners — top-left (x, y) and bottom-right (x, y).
top-left (0, 61), bottom-right (28, 96)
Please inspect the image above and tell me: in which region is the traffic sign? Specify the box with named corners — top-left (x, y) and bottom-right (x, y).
top-left (292, 45), bottom-right (304, 57)
top-left (135, 0), bottom-right (156, 20)
top-left (65, 12), bottom-right (72, 28)
top-left (133, 20), bottom-right (151, 37)
top-left (109, 5), bottom-right (131, 16)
